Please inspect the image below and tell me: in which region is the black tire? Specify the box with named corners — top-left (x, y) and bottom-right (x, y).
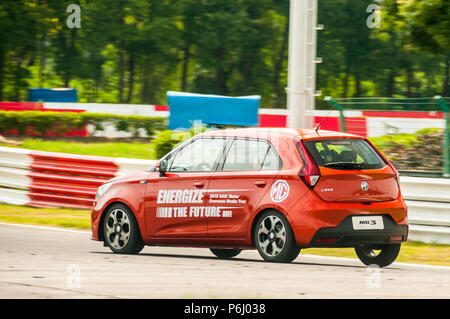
top-left (103, 203), bottom-right (144, 254)
top-left (210, 248), bottom-right (242, 259)
top-left (253, 210), bottom-right (300, 263)
top-left (354, 244), bottom-right (401, 268)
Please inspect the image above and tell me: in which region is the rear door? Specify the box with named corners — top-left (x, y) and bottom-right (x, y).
top-left (206, 138), bottom-right (282, 239)
top-left (303, 138), bottom-right (398, 202)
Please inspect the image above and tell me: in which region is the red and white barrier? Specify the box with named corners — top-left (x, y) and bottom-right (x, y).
top-left (0, 101), bottom-right (446, 138)
top-left (0, 146), bottom-right (155, 209)
top-left (41, 103), bottom-right (448, 137)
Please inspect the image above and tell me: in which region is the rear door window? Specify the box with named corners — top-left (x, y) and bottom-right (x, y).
top-left (304, 139), bottom-right (385, 170)
top-left (222, 139), bottom-right (281, 171)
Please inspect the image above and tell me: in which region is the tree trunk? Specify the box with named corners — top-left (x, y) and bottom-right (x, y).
top-left (63, 68), bottom-right (70, 88)
top-left (216, 66), bottom-right (228, 95)
top-left (386, 69), bottom-right (395, 97)
top-left (354, 73), bottom-right (361, 97)
top-left (14, 61), bottom-right (22, 101)
top-left (141, 58), bottom-right (151, 104)
top-left (126, 54), bottom-right (135, 103)
top-left (181, 44), bottom-right (190, 92)
top-left (58, 30), bottom-right (70, 87)
top-left (0, 49), bottom-right (4, 101)
top-left (343, 69), bottom-right (350, 98)
top-left (118, 44), bottom-right (125, 103)
top-left (242, 55), bottom-right (252, 91)
top-left (273, 18), bottom-right (289, 108)
top-left (443, 55), bottom-right (449, 97)
top-left (406, 65), bottom-right (414, 98)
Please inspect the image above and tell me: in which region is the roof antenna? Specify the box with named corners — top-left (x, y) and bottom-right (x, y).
top-left (315, 108), bottom-right (333, 132)
top-left (315, 119), bottom-right (324, 132)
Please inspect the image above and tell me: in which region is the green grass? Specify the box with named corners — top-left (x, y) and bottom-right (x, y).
top-left (0, 203), bottom-right (91, 230)
top-left (303, 243), bottom-right (450, 267)
top-left (0, 138), bottom-right (157, 160)
top-left (369, 128), bottom-right (442, 150)
top-left (369, 133), bottom-right (419, 149)
top-left (0, 203), bottom-right (448, 266)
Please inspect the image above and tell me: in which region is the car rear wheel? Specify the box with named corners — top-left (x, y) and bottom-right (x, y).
top-left (254, 210), bottom-right (300, 263)
top-left (210, 248), bottom-right (242, 259)
top-left (354, 243), bottom-right (401, 268)
top-left (103, 203), bottom-right (144, 254)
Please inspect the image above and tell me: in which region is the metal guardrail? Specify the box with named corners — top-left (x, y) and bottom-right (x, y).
top-left (0, 146), bottom-right (155, 209)
top-left (0, 147), bottom-right (449, 244)
top-left (324, 96), bottom-right (450, 178)
top-left (400, 176), bottom-right (450, 244)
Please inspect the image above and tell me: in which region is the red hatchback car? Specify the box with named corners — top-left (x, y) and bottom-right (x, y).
top-left (91, 128), bottom-right (408, 267)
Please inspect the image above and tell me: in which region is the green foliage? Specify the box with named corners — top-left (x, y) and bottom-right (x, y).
top-left (0, 111), bottom-right (166, 137)
top-left (152, 130), bottom-right (187, 159)
top-left (152, 124), bottom-right (207, 158)
top-left (7, 139), bottom-right (156, 160)
top-left (0, 0), bottom-right (448, 105)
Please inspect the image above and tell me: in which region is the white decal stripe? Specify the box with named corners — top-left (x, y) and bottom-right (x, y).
top-left (204, 189), bottom-right (253, 192)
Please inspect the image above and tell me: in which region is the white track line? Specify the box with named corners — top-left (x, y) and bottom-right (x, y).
top-left (0, 222), bottom-right (90, 234)
top-left (301, 254), bottom-right (450, 270)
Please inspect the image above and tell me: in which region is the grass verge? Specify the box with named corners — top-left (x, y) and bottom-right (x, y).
top-left (303, 243), bottom-right (450, 267)
top-left (0, 138), bottom-right (156, 160)
top-left (0, 203), bottom-right (448, 266)
top-left (0, 203), bottom-right (91, 230)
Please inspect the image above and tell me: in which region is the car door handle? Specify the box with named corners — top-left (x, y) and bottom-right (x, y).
top-left (193, 181), bottom-right (205, 188)
top-left (254, 180), bottom-right (267, 187)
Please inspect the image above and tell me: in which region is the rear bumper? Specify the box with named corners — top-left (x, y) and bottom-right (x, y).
top-left (307, 215), bottom-right (408, 248)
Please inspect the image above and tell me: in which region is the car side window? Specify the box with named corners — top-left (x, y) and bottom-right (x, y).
top-left (168, 137), bottom-right (226, 172)
top-left (261, 145), bottom-right (282, 170)
top-left (222, 139), bottom-right (281, 171)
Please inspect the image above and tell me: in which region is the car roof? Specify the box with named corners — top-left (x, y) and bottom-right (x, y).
top-left (200, 127), bottom-right (362, 140)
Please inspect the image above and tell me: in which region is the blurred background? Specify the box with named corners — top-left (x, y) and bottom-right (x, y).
top-left (0, 0), bottom-right (448, 107)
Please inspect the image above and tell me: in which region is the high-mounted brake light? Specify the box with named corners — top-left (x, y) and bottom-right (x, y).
top-left (295, 137), bottom-right (321, 188)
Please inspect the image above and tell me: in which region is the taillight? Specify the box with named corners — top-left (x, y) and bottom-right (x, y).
top-left (295, 137), bottom-right (321, 188)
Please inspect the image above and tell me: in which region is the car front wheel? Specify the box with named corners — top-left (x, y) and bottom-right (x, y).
top-left (103, 203), bottom-right (144, 254)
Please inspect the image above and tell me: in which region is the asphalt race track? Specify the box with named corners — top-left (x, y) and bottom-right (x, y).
top-left (0, 223), bottom-right (449, 298)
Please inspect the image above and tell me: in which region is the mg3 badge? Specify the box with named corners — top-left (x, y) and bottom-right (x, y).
top-left (361, 181), bottom-right (369, 192)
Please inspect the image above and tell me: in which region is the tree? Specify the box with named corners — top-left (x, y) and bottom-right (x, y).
top-left (383, 0), bottom-right (450, 96)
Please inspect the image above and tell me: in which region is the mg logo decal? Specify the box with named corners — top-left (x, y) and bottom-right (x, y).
top-left (270, 180), bottom-right (290, 203)
top-left (361, 181), bottom-right (369, 192)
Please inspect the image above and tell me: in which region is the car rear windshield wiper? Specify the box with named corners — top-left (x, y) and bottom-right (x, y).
top-left (324, 162), bottom-right (363, 169)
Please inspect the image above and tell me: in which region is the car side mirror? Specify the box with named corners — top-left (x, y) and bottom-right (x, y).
top-left (159, 159), bottom-right (168, 177)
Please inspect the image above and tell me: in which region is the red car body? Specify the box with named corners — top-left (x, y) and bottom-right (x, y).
top-left (91, 128), bottom-right (408, 265)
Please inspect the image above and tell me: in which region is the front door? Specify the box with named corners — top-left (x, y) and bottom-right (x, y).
top-left (145, 137), bottom-right (228, 239)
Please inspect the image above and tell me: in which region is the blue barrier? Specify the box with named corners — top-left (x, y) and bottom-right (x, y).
top-left (29, 88), bottom-right (78, 102)
top-left (167, 91), bottom-right (260, 130)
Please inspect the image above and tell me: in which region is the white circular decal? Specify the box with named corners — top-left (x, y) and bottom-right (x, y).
top-left (270, 180), bottom-right (290, 203)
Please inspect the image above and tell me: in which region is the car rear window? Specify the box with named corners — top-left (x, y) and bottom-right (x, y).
top-left (303, 139), bottom-right (386, 170)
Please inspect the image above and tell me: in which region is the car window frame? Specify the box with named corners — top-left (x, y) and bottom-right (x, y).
top-left (218, 137), bottom-right (282, 172)
top-left (164, 136), bottom-right (231, 173)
